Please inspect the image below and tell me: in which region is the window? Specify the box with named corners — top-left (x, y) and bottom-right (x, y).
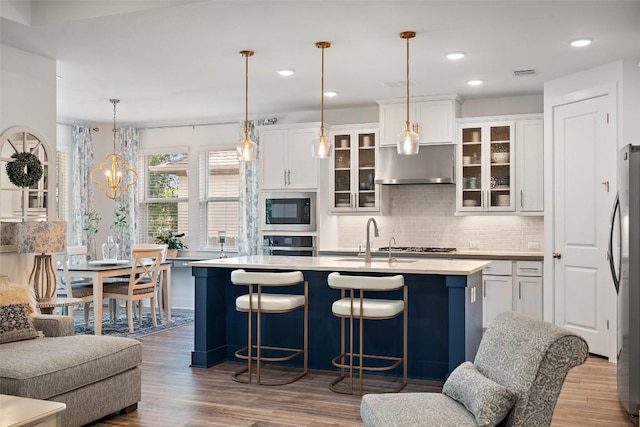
top-left (138, 152), bottom-right (189, 244)
top-left (200, 150), bottom-right (239, 249)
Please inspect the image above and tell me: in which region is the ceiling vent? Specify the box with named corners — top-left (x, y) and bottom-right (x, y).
top-left (383, 80), bottom-right (416, 88)
top-left (513, 69), bottom-right (536, 77)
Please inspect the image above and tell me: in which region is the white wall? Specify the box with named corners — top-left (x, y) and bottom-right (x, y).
top-left (460, 95), bottom-right (542, 117)
top-left (0, 44), bottom-right (57, 282)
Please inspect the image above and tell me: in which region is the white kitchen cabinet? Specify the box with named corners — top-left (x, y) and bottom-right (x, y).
top-left (377, 95), bottom-right (461, 147)
top-left (260, 124), bottom-right (319, 190)
top-left (515, 261), bottom-right (543, 320)
top-left (457, 121), bottom-right (515, 212)
top-left (482, 260), bottom-right (514, 328)
top-left (516, 118), bottom-right (544, 213)
top-left (329, 124), bottom-right (386, 213)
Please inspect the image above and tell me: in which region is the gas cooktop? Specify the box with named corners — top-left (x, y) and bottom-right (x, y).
top-left (377, 246), bottom-right (457, 253)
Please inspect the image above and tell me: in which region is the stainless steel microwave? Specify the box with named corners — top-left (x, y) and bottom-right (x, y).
top-left (261, 192), bottom-right (316, 232)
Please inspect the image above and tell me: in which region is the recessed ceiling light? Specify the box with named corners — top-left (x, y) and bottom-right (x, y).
top-left (277, 69), bottom-right (295, 77)
top-left (569, 38), bottom-right (593, 47)
top-left (467, 79), bottom-right (484, 86)
top-left (324, 91), bottom-right (338, 98)
top-left (446, 51), bottom-right (466, 60)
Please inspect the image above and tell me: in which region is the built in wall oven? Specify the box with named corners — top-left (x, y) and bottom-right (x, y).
top-left (262, 235), bottom-right (316, 257)
top-left (261, 192), bottom-right (316, 232)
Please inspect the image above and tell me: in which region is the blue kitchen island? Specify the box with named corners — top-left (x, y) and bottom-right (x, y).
top-left (189, 255), bottom-right (488, 381)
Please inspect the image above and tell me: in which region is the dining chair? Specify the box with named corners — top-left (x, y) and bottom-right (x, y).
top-left (58, 245), bottom-right (94, 326)
top-left (131, 243), bottom-right (168, 322)
top-left (102, 247), bottom-right (164, 333)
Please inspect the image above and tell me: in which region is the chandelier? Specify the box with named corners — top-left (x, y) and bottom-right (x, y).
top-left (90, 99), bottom-right (137, 199)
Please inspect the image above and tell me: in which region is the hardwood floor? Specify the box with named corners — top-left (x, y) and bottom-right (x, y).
top-left (87, 323), bottom-right (633, 427)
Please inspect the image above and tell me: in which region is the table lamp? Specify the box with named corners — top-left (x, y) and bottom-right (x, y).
top-left (218, 231), bottom-right (227, 259)
top-left (16, 221), bottom-right (67, 303)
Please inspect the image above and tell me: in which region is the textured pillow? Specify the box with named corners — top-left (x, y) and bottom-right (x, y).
top-left (442, 361), bottom-right (516, 427)
top-left (0, 303), bottom-right (41, 343)
top-left (0, 282), bottom-right (37, 317)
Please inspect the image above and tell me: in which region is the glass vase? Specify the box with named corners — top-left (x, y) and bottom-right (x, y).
top-left (101, 235), bottom-right (119, 261)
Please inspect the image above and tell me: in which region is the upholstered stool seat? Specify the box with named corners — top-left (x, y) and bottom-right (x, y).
top-left (231, 269), bottom-right (308, 385)
top-left (236, 294), bottom-right (305, 312)
top-left (328, 272), bottom-right (407, 395)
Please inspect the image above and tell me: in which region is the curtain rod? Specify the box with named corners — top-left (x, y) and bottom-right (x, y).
top-left (56, 122), bottom-right (100, 132)
top-left (138, 120), bottom-right (239, 130)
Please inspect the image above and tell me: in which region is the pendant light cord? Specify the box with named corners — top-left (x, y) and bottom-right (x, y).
top-left (320, 44), bottom-right (325, 136)
top-left (405, 35), bottom-right (410, 130)
top-left (110, 98), bottom-right (120, 153)
top-left (245, 52), bottom-right (249, 140)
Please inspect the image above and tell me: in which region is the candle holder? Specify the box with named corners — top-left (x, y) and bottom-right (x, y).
top-left (218, 231), bottom-right (227, 259)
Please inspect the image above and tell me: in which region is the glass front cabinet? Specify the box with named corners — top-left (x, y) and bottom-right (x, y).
top-left (457, 121), bottom-right (515, 212)
top-left (330, 125), bottom-right (381, 213)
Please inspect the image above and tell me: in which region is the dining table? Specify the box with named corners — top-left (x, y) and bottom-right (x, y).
top-left (63, 260), bottom-right (172, 335)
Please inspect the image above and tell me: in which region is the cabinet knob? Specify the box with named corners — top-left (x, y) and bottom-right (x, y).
top-left (552, 252), bottom-right (562, 259)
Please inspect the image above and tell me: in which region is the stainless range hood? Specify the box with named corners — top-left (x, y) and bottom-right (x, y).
top-left (375, 144), bottom-right (456, 185)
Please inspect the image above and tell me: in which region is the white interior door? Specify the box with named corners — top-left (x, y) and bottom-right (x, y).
top-left (553, 94), bottom-right (615, 358)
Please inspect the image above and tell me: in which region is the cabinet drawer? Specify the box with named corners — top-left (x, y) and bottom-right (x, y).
top-left (516, 261), bottom-right (542, 277)
top-left (482, 260), bottom-right (512, 276)
top-left (172, 260), bottom-right (191, 268)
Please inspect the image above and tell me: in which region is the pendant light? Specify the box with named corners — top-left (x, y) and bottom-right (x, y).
top-left (90, 99), bottom-right (138, 199)
top-left (397, 31), bottom-right (419, 155)
top-left (312, 41), bottom-right (332, 159)
top-left (237, 50), bottom-right (258, 162)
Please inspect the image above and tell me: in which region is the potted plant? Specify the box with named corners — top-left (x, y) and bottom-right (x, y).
top-left (154, 230), bottom-right (188, 258)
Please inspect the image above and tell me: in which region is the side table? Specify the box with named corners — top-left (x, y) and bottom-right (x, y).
top-left (0, 394), bottom-right (66, 427)
top-left (37, 297), bottom-right (82, 316)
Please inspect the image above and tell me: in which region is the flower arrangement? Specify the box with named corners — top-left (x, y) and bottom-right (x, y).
top-left (154, 229), bottom-right (188, 250)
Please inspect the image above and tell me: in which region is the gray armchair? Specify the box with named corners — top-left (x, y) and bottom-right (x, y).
top-left (361, 311), bottom-right (589, 427)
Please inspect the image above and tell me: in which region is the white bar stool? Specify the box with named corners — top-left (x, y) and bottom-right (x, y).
top-left (327, 272), bottom-right (407, 395)
top-left (231, 269), bottom-right (308, 385)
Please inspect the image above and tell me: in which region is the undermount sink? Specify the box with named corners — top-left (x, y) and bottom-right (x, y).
top-left (335, 258), bottom-right (417, 264)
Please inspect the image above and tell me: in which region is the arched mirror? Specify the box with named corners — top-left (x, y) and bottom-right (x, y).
top-left (0, 126), bottom-right (52, 252)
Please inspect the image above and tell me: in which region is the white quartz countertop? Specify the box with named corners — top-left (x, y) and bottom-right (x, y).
top-left (190, 255), bottom-right (489, 276)
top-left (318, 248), bottom-right (544, 261)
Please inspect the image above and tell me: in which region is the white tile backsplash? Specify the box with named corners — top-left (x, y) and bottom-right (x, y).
top-left (337, 185), bottom-right (543, 252)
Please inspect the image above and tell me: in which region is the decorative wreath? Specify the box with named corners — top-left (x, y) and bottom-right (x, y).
top-left (5, 152), bottom-right (43, 187)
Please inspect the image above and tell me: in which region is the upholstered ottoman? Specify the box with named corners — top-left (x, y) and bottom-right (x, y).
top-left (0, 315), bottom-right (142, 427)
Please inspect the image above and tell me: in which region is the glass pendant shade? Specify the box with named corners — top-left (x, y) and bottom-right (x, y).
top-left (397, 127), bottom-right (420, 155)
top-left (237, 133), bottom-right (258, 162)
top-left (312, 131), bottom-right (332, 159)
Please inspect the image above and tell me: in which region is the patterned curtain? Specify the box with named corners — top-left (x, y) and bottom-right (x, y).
top-left (71, 125), bottom-right (96, 259)
top-left (113, 128), bottom-right (139, 258)
top-left (237, 118), bottom-right (277, 256)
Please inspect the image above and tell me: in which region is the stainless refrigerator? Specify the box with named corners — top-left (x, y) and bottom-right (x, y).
top-left (609, 144), bottom-right (640, 423)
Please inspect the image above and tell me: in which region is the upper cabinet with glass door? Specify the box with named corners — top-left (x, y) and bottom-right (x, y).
top-left (330, 124), bottom-right (385, 213)
top-left (457, 121), bottom-right (515, 212)
top-left (0, 126), bottom-right (51, 251)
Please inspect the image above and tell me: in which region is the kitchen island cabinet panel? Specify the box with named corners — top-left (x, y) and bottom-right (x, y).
top-left (190, 256), bottom-right (485, 381)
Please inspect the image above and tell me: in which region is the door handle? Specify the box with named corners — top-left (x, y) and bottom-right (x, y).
top-left (518, 281), bottom-right (521, 299)
top-left (483, 280), bottom-right (486, 297)
top-left (287, 170), bottom-right (291, 186)
top-left (520, 189), bottom-right (523, 208)
top-left (552, 252), bottom-right (562, 259)
top-left (283, 170), bottom-right (287, 186)
top-left (602, 181), bottom-right (610, 192)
